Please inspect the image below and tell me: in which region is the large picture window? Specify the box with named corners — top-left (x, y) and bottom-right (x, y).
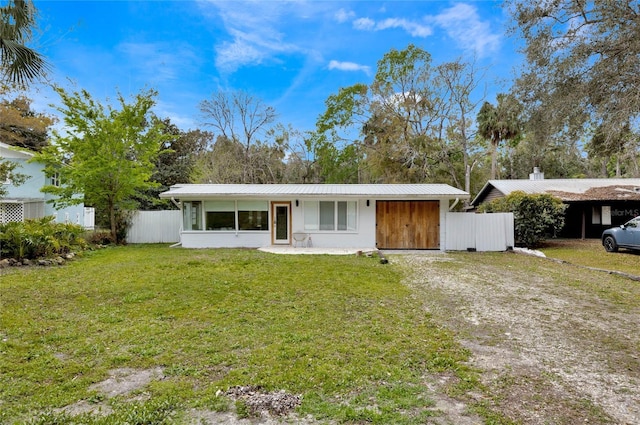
top-left (304, 201), bottom-right (357, 231)
top-left (191, 200), bottom-right (270, 231)
top-left (238, 201), bottom-right (269, 231)
top-left (205, 201), bottom-right (235, 230)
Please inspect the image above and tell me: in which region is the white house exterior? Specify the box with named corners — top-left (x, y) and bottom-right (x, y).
top-left (0, 142), bottom-right (86, 225)
top-left (159, 184), bottom-right (470, 250)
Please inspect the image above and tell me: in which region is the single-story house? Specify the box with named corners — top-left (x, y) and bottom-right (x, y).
top-left (159, 184), bottom-right (470, 250)
top-left (1, 141), bottom-right (89, 225)
top-left (470, 169), bottom-right (640, 239)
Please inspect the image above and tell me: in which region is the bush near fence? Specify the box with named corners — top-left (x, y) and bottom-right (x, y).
top-left (0, 217), bottom-right (87, 260)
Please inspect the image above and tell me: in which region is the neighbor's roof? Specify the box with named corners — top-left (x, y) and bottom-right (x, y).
top-left (160, 184), bottom-right (470, 199)
top-left (0, 141), bottom-right (34, 159)
top-left (471, 178), bottom-right (640, 205)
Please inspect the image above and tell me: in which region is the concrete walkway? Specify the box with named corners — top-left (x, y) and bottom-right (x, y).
top-left (257, 247), bottom-right (446, 256)
top-left (258, 246), bottom-right (378, 255)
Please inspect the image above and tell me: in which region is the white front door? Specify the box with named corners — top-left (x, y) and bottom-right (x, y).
top-left (272, 202), bottom-right (290, 245)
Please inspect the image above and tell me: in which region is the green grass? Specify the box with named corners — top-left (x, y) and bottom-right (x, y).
top-left (539, 238), bottom-right (640, 277)
top-left (0, 245), bottom-right (475, 424)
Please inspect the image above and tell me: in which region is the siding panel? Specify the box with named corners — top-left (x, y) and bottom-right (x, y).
top-left (445, 213), bottom-right (514, 251)
top-left (128, 210), bottom-right (181, 243)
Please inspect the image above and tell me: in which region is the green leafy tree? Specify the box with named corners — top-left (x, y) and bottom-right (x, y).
top-left (315, 45), bottom-right (489, 188)
top-left (0, 157), bottom-right (26, 198)
top-left (136, 120), bottom-right (211, 210)
top-left (313, 83), bottom-right (369, 183)
top-left (508, 136), bottom-right (587, 179)
top-left (585, 123), bottom-right (639, 178)
top-left (195, 135), bottom-right (245, 184)
top-left (0, 0), bottom-right (47, 86)
top-left (34, 87), bottom-right (171, 243)
top-left (478, 191), bottom-right (566, 247)
top-left (506, 0), bottom-right (640, 151)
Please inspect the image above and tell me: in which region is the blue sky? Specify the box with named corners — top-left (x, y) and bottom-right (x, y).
top-left (31, 0), bottom-right (520, 134)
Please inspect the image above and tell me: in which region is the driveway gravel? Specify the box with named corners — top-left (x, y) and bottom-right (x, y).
top-left (395, 251), bottom-right (640, 424)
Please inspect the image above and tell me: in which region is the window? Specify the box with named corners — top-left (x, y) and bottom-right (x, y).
top-left (304, 201), bottom-right (319, 230)
top-left (601, 206), bottom-right (612, 225)
top-left (238, 201), bottom-right (269, 230)
top-left (337, 201), bottom-right (357, 230)
top-left (51, 172), bottom-right (61, 187)
top-left (304, 201), bottom-right (357, 231)
top-left (592, 206), bottom-right (601, 224)
top-left (319, 201), bottom-right (334, 230)
top-left (192, 200), bottom-right (270, 231)
top-left (183, 201), bottom-right (202, 231)
top-left (205, 201), bottom-right (235, 230)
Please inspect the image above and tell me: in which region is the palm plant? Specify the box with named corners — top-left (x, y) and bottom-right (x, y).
top-left (477, 93), bottom-right (522, 179)
top-left (0, 0), bottom-right (47, 85)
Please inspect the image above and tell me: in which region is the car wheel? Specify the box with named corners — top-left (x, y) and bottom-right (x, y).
top-left (603, 235), bottom-right (618, 252)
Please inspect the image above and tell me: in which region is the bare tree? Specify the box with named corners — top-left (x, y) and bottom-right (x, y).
top-left (200, 91), bottom-right (277, 183)
top-left (435, 58), bottom-right (487, 196)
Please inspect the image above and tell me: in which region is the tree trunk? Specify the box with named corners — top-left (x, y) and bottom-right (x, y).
top-left (490, 139), bottom-right (498, 179)
top-left (108, 199), bottom-right (117, 243)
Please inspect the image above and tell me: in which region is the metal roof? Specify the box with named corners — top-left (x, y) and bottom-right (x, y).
top-left (471, 178), bottom-right (640, 205)
top-left (0, 141), bottom-right (34, 159)
top-left (160, 184), bottom-right (469, 199)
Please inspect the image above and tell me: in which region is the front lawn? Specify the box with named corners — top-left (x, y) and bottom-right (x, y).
top-left (0, 246), bottom-right (477, 424)
top-left (540, 238), bottom-right (640, 277)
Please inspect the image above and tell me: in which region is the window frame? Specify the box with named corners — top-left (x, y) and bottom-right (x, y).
top-left (303, 200), bottom-right (358, 232)
top-left (184, 199), bottom-right (270, 232)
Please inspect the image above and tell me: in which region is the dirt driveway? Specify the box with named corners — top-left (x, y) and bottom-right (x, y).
top-left (395, 251), bottom-right (640, 424)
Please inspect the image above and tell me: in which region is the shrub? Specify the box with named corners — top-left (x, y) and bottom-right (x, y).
top-left (0, 217), bottom-right (87, 260)
top-left (85, 229), bottom-right (115, 246)
top-left (478, 191), bottom-right (567, 247)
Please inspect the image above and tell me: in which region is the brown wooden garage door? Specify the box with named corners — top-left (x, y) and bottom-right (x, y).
top-left (376, 201), bottom-right (440, 249)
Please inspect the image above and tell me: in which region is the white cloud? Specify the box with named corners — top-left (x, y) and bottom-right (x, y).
top-left (201, 0), bottom-right (321, 73)
top-left (353, 17), bottom-right (375, 31)
top-left (118, 42), bottom-right (196, 83)
top-left (334, 8), bottom-right (355, 23)
top-left (353, 16), bottom-right (431, 38)
top-left (328, 60), bottom-right (371, 75)
top-left (376, 18), bottom-right (432, 38)
top-left (349, 4), bottom-right (499, 55)
top-left (430, 3), bottom-right (501, 56)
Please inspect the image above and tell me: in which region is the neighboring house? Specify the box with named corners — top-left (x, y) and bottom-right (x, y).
top-left (159, 184), bottom-right (470, 250)
top-left (0, 142), bottom-right (88, 225)
top-left (470, 168), bottom-right (640, 238)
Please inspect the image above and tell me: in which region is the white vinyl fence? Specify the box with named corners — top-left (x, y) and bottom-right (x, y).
top-left (445, 212), bottom-right (514, 252)
top-left (128, 210), bottom-right (181, 244)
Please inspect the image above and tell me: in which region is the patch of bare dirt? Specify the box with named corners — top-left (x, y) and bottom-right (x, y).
top-left (395, 252), bottom-right (640, 424)
top-left (59, 368), bottom-right (316, 424)
top-left (58, 367), bottom-right (165, 416)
